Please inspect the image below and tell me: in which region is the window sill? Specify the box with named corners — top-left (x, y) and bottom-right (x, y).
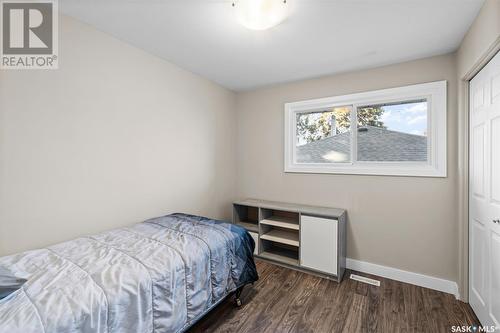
top-left (284, 163), bottom-right (447, 178)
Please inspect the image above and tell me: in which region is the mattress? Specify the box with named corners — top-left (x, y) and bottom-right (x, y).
top-left (0, 213), bottom-right (258, 333)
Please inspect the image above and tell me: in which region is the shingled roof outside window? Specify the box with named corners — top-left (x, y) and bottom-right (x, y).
top-left (296, 126), bottom-right (427, 163)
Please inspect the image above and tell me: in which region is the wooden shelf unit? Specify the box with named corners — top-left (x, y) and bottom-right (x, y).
top-left (233, 199), bottom-right (346, 282)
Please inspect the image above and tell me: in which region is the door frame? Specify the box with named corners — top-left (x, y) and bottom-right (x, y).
top-left (459, 37), bottom-right (500, 302)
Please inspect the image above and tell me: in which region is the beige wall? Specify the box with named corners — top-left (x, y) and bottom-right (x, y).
top-left (0, 16), bottom-right (236, 257)
top-left (457, 0), bottom-right (500, 78)
top-left (455, 0), bottom-right (500, 301)
top-left (235, 54), bottom-right (458, 282)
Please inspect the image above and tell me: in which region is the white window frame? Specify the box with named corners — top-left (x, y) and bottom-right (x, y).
top-left (284, 80), bottom-right (447, 177)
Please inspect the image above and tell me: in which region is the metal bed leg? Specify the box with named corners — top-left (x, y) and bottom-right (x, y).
top-left (234, 286), bottom-right (244, 307)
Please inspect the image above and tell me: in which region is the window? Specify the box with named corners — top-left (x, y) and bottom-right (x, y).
top-left (296, 106), bottom-right (352, 163)
top-left (284, 81), bottom-right (447, 177)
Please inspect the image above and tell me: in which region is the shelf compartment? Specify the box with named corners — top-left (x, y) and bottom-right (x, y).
top-left (236, 221), bottom-right (259, 233)
top-left (261, 208), bottom-right (299, 230)
top-left (260, 229), bottom-right (299, 247)
top-left (259, 240), bottom-right (299, 266)
top-left (233, 204), bottom-right (259, 232)
top-left (261, 216), bottom-right (299, 230)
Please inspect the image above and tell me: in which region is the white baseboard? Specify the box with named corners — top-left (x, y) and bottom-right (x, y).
top-left (346, 258), bottom-right (460, 299)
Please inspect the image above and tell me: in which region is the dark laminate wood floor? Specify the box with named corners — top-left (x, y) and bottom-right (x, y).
top-left (188, 259), bottom-right (480, 333)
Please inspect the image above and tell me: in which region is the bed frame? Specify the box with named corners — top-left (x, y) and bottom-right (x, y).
top-left (181, 284), bottom-right (248, 332)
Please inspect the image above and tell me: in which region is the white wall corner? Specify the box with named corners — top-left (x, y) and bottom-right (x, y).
top-left (346, 258), bottom-right (460, 299)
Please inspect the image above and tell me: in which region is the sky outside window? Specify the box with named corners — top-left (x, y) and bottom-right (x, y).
top-left (377, 101), bottom-right (427, 136)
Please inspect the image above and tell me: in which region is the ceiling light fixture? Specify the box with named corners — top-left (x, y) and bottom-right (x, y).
top-left (232, 0), bottom-right (289, 31)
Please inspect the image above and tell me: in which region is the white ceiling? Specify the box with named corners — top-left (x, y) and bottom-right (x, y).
top-left (61, 0), bottom-right (485, 91)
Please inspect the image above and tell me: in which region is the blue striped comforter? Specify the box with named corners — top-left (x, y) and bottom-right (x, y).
top-left (0, 213), bottom-right (258, 333)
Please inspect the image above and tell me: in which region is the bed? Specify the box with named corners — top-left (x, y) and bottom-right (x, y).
top-left (0, 213), bottom-right (258, 333)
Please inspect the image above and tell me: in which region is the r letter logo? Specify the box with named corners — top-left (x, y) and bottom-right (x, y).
top-left (1, 0), bottom-right (58, 69)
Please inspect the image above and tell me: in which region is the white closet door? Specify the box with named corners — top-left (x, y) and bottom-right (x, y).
top-left (469, 50), bottom-right (500, 329)
top-left (300, 215), bottom-right (337, 275)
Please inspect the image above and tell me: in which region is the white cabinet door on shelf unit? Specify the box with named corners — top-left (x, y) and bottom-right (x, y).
top-left (300, 215), bottom-right (338, 275)
top-left (249, 232), bottom-right (259, 255)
